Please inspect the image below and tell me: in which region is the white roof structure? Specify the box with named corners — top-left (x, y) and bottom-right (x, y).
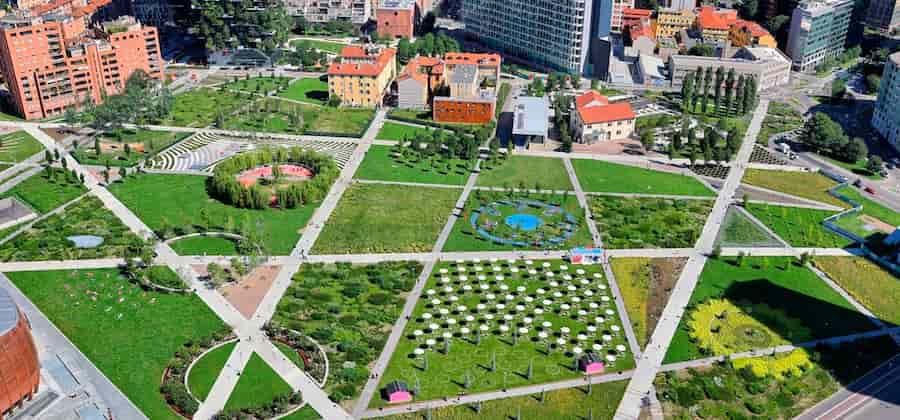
top-left (0, 286), bottom-right (19, 336)
top-left (512, 96), bottom-right (550, 137)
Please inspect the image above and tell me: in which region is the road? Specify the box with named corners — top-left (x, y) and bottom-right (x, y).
top-left (797, 355), bottom-right (900, 420)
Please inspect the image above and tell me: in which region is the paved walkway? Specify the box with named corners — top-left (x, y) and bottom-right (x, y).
top-left (614, 100), bottom-right (770, 419)
top-left (563, 157), bottom-right (602, 247)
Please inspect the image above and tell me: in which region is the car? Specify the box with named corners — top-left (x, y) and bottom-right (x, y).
top-left (865, 186), bottom-right (876, 195)
top-left (854, 179), bottom-right (863, 187)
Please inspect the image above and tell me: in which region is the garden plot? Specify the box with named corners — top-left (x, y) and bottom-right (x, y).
top-left (0, 130), bottom-right (43, 163)
top-left (375, 259), bottom-right (633, 406)
top-left (147, 132), bottom-right (357, 173)
top-left (714, 205), bottom-right (784, 247)
top-left (611, 258), bottom-right (686, 349)
top-left (591, 196), bottom-right (713, 249)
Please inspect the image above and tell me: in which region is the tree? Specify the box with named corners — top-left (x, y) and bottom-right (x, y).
top-left (766, 15), bottom-right (790, 34)
top-left (867, 155), bottom-right (884, 174)
top-left (803, 112), bottom-right (848, 153)
top-left (681, 71), bottom-right (695, 112)
top-left (743, 76), bottom-right (757, 112)
top-left (45, 150), bottom-right (53, 163)
top-left (866, 74), bottom-right (881, 94)
top-left (640, 130), bottom-right (655, 151)
top-left (701, 67), bottom-right (713, 113)
top-left (397, 38), bottom-right (413, 63)
top-left (714, 66), bottom-right (725, 113)
top-left (734, 75), bottom-right (746, 115)
top-left (687, 44), bottom-right (716, 57)
top-left (739, 0), bottom-right (758, 19)
top-left (832, 79), bottom-right (847, 99)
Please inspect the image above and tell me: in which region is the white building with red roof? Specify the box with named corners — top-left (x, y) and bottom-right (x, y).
top-left (571, 91), bottom-right (636, 143)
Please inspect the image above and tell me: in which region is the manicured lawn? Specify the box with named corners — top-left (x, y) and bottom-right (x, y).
top-left (571, 159), bottom-right (713, 197)
top-left (442, 190), bottom-right (593, 252)
top-left (109, 174), bottom-right (315, 255)
top-left (302, 105), bottom-right (373, 135)
top-left (188, 341), bottom-right (236, 401)
top-left (477, 156), bottom-right (573, 191)
top-left (312, 183), bottom-right (458, 254)
top-left (745, 204), bottom-right (852, 248)
top-left (272, 262), bottom-right (422, 402)
top-left (170, 235), bottom-right (239, 256)
top-left (0, 168), bottom-right (85, 213)
top-left (281, 406), bottom-right (321, 420)
top-left (291, 38), bottom-right (346, 54)
top-left (0, 110), bottom-right (21, 121)
top-left (227, 99), bottom-right (373, 136)
top-left (0, 130), bottom-right (43, 162)
top-left (822, 155), bottom-right (882, 180)
top-left (354, 145), bottom-right (472, 185)
top-left (374, 260), bottom-right (633, 406)
top-left (832, 186), bottom-right (900, 240)
top-left (220, 76), bottom-right (291, 94)
top-left (742, 169), bottom-right (846, 208)
top-left (714, 206), bottom-right (783, 247)
top-left (278, 77), bottom-right (329, 105)
top-left (814, 257), bottom-right (900, 325)
top-left (664, 257), bottom-right (876, 363)
top-left (380, 381), bottom-right (627, 419)
top-left (73, 130), bottom-right (189, 168)
top-left (611, 258), bottom-right (684, 350)
top-left (7, 269), bottom-right (227, 420)
top-left (657, 336), bottom-right (899, 419)
top-left (591, 196), bottom-right (713, 249)
top-left (375, 121), bottom-right (435, 141)
top-left (0, 196), bottom-right (147, 261)
top-left (224, 353), bottom-right (293, 411)
top-left (756, 101), bottom-right (804, 145)
top-left (165, 88), bottom-right (248, 127)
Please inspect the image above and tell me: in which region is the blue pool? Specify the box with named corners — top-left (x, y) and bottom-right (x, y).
top-left (67, 235), bottom-right (104, 249)
top-left (505, 214), bottom-right (542, 231)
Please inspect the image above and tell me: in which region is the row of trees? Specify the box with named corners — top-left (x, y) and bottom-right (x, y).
top-left (397, 33), bottom-right (461, 63)
top-left (281, 40), bottom-right (330, 68)
top-left (208, 146), bottom-right (338, 210)
top-left (70, 71), bottom-right (174, 133)
top-left (192, 0), bottom-right (292, 52)
top-left (802, 112), bottom-right (870, 165)
top-left (525, 72), bottom-right (582, 97)
top-left (669, 117), bottom-right (742, 165)
top-left (681, 67), bottom-right (758, 117)
top-left (395, 127), bottom-right (483, 162)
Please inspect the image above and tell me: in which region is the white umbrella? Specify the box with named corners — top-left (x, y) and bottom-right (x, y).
top-left (443, 332), bottom-right (453, 339)
top-left (542, 262), bottom-right (551, 268)
top-left (496, 275), bottom-right (505, 281)
top-left (496, 303), bottom-right (506, 310)
top-left (507, 259), bottom-right (516, 264)
top-left (523, 317), bottom-right (533, 324)
top-left (414, 330), bottom-right (424, 337)
top-left (587, 326), bottom-right (597, 333)
top-left (439, 308), bottom-right (449, 315)
top-left (455, 259), bottom-right (464, 264)
top-left (431, 299), bottom-right (441, 305)
top-left (447, 318), bottom-right (457, 325)
top-left (463, 285), bottom-right (473, 291)
top-left (440, 268), bottom-right (448, 274)
top-left (616, 344), bottom-right (627, 352)
top-left (538, 332), bottom-right (548, 339)
top-left (561, 303), bottom-right (571, 311)
top-left (444, 286), bottom-right (453, 293)
top-left (485, 314), bottom-right (495, 320)
top-left (480, 284), bottom-right (490, 290)
top-left (477, 304), bottom-right (486, 311)
top-left (561, 327), bottom-right (571, 334)
top-left (492, 266), bottom-right (501, 272)
top-left (505, 294), bottom-right (515, 301)
top-left (478, 274), bottom-right (487, 281)
top-left (611, 325), bottom-right (621, 332)
top-left (519, 327), bottom-right (529, 334)
top-left (542, 321), bottom-right (553, 328)
top-left (598, 284), bottom-right (607, 290)
top-left (602, 334), bottom-right (612, 342)
top-left (460, 327), bottom-right (471, 335)
top-left (500, 284), bottom-right (509, 291)
top-left (423, 313), bottom-right (433, 320)
top-left (601, 296), bottom-right (610, 302)
top-left (573, 347), bottom-right (583, 355)
top-left (510, 267), bottom-right (519, 273)
top-left (524, 296), bottom-right (534, 303)
top-left (593, 273), bottom-right (602, 279)
top-left (529, 269), bottom-right (538, 275)
top-left (557, 338), bottom-right (566, 345)
top-left (596, 316), bottom-right (606, 323)
top-left (465, 315), bottom-right (475, 322)
top-left (572, 297), bottom-right (582, 303)
top-left (426, 339), bottom-right (436, 346)
top-left (500, 325), bottom-right (509, 332)
top-left (449, 296), bottom-right (459, 302)
top-left (576, 269), bottom-right (585, 275)
top-left (503, 314), bottom-right (514, 321)
top-left (563, 275), bottom-right (572, 281)
top-left (567, 285), bottom-right (577, 292)
top-left (441, 277), bottom-right (451, 284)
top-left (525, 260), bottom-right (533, 265)
top-left (545, 271), bottom-right (555, 277)
top-left (536, 288), bottom-right (546, 295)
top-left (414, 348), bottom-right (425, 355)
top-left (560, 265), bottom-right (568, 271)
top-left (580, 279), bottom-right (590, 285)
top-left (584, 290), bottom-right (594, 297)
top-left (459, 275), bottom-right (468, 282)
top-left (542, 299), bottom-right (553, 306)
top-left (549, 281), bottom-right (559, 287)
top-left (553, 292), bottom-right (563, 298)
top-left (589, 302), bottom-right (599, 309)
top-left (578, 309), bottom-right (588, 316)
top-left (577, 334), bottom-right (588, 341)
top-left (475, 266), bottom-right (483, 272)
top-left (473, 258), bottom-right (481, 263)
top-left (426, 289), bottom-right (436, 295)
top-left (606, 355), bottom-right (617, 362)
top-left (534, 308), bottom-right (545, 315)
top-left (592, 343), bottom-right (602, 351)
top-left (429, 323), bottom-right (440, 330)
top-left (487, 294), bottom-right (496, 300)
top-left (490, 258), bottom-right (498, 263)
top-left (480, 324), bottom-right (489, 332)
top-left (457, 305), bottom-right (467, 312)
top-left (515, 305), bottom-right (526, 312)
top-left (605, 309), bottom-right (615, 316)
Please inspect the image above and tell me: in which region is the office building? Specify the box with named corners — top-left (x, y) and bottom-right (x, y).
top-left (865, 0), bottom-right (900, 33)
top-left (657, 8), bottom-right (695, 39)
top-left (786, 0), bottom-right (853, 73)
top-left (461, 0), bottom-right (594, 74)
top-left (327, 45), bottom-right (397, 107)
top-left (0, 286), bottom-right (40, 419)
top-left (669, 47), bottom-right (791, 90)
top-left (0, 13), bottom-right (163, 120)
top-left (872, 52), bottom-right (900, 152)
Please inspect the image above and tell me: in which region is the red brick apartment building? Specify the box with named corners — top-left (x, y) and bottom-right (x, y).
top-left (0, 0), bottom-right (163, 120)
top-left (376, 0), bottom-right (432, 39)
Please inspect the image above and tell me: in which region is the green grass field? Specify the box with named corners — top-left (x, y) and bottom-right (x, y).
top-left (714, 206), bottom-right (783, 247)
top-left (664, 257), bottom-right (876, 363)
top-left (166, 88), bottom-right (247, 127)
top-left (312, 183), bottom-right (458, 254)
top-left (592, 196), bottom-right (712, 249)
top-left (571, 159), bottom-right (713, 197)
top-left (375, 121), bottom-right (435, 141)
top-left (832, 186), bottom-right (900, 240)
top-left (441, 190), bottom-right (593, 252)
top-left (756, 101), bottom-right (804, 145)
top-left (187, 341), bottom-right (236, 401)
top-left (745, 204), bottom-right (852, 248)
top-left (1, 168), bottom-right (85, 213)
top-left (814, 257), bottom-right (900, 326)
top-left (170, 235), bottom-right (239, 256)
top-left (478, 156), bottom-right (573, 191)
top-left (220, 76), bottom-right (291, 94)
top-left (742, 169), bottom-right (846, 208)
top-left (73, 130), bottom-right (189, 168)
top-left (822, 156), bottom-right (882, 180)
top-left (374, 261), bottom-right (633, 406)
top-left (380, 381), bottom-right (627, 419)
top-left (354, 145), bottom-right (472, 185)
top-left (109, 174), bottom-right (315, 255)
top-left (0, 130), bottom-right (43, 162)
top-left (278, 77), bottom-right (329, 105)
top-left (291, 39), bottom-right (346, 54)
top-left (7, 269), bottom-right (226, 420)
top-left (281, 406), bottom-right (322, 420)
top-left (224, 353), bottom-right (294, 411)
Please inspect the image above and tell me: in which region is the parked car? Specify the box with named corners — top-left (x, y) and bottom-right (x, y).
top-left (865, 186), bottom-right (876, 195)
top-left (854, 179), bottom-right (863, 187)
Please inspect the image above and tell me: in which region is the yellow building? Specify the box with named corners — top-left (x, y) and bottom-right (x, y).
top-left (327, 45), bottom-right (398, 107)
top-left (656, 8), bottom-right (695, 39)
top-left (695, 6), bottom-right (737, 43)
top-left (730, 19), bottom-right (778, 49)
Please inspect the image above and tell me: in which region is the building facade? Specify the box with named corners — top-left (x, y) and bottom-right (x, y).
top-left (611, 0), bottom-right (635, 33)
top-left (664, 0), bottom-right (695, 10)
top-left (461, 0), bottom-right (593, 74)
top-left (284, 0), bottom-right (371, 24)
top-left (872, 52), bottom-right (900, 152)
top-left (669, 48), bottom-right (791, 91)
top-left (730, 19), bottom-right (777, 48)
top-left (327, 45), bottom-right (397, 107)
top-left (786, 0), bottom-right (853, 73)
top-left (865, 0), bottom-right (900, 33)
top-left (571, 90), bottom-right (635, 143)
top-left (0, 13), bottom-right (163, 120)
top-left (656, 8), bottom-right (695, 39)
top-left (0, 287), bottom-right (40, 419)
top-left (695, 6), bottom-right (737, 43)
top-left (376, 0), bottom-right (415, 39)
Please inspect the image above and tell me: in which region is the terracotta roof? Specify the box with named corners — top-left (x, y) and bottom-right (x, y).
top-left (622, 8), bottom-right (653, 18)
top-left (575, 91), bottom-right (635, 124)
top-left (732, 19), bottom-right (771, 37)
top-left (629, 20), bottom-right (655, 41)
top-left (328, 47), bottom-right (397, 77)
top-left (397, 55), bottom-right (444, 84)
top-left (442, 52), bottom-right (501, 68)
top-left (696, 6), bottom-right (736, 31)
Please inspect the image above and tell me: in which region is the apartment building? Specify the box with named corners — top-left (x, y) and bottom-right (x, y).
top-left (285, 0), bottom-right (371, 25)
top-left (657, 8), bottom-right (695, 39)
top-left (611, 0), bottom-right (635, 33)
top-left (664, 0), bottom-right (695, 10)
top-left (694, 6), bottom-right (737, 43)
top-left (865, 0), bottom-right (900, 33)
top-left (0, 13), bottom-right (162, 120)
top-left (668, 47), bottom-right (791, 90)
top-left (376, 0), bottom-right (430, 39)
top-left (621, 7), bottom-right (652, 30)
top-left (730, 19), bottom-right (777, 48)
top-left (787, 0), bottom-right (853, 73)
top-left (872, 52), bottom-right (900, 152)
top-left (461, 0), bottom-right (593, 74)
top-left (327, 45), bottom-right (397, 107)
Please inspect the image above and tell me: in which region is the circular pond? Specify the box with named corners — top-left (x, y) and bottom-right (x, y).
top-left (67, 235), bottom-right (104, 249)
top-left (505, 213), bottom-right (542, 231)
top-left (469, 199), bottom-right (576, 247)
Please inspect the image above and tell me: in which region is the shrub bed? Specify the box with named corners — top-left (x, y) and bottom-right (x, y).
top-left (160, 331), bottom-right (234, 417)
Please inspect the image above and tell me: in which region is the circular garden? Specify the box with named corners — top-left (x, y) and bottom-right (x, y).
top-left (208, 146), bottom-right (338, 209)
top-left (469, 199), bottom-right (577, 248)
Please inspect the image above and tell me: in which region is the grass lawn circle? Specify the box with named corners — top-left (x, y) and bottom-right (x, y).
top-left (184, 338), bottom-right (239, 402)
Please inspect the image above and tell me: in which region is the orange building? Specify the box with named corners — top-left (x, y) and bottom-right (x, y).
top-left (0, 287), bottom-right (40, 419)
top-left (376, 0), bottom-right (416, 39)
top-left (622, 7), bottom-right (653, 29)
top-left (695, 6), bottom-right (738, 42)
top-left (0, 12), bottom-right (163, 120)
top-left (328, 45), bottom-right (398, 107)
top-left (433, 97), bottom-right (493, 124)
top-left (729, 19), bottom-right (777, 48)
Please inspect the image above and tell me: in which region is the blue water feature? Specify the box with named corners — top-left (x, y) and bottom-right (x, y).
top-left (67, 235), bottom-right (104, 249)
top-left (505, 214), bottom-right (542, 231)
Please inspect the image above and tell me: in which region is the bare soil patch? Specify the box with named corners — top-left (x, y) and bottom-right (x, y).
top-left (220, 264), bottom-right (282, 318)
top-left (646, 257), bottom-right (687, 343)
